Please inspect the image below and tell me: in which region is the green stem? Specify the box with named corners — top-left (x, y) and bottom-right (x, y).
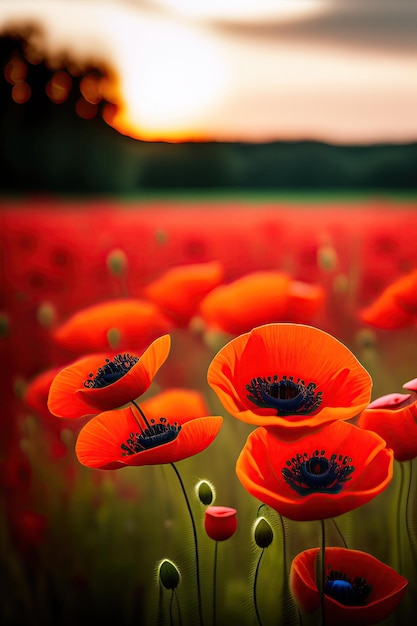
top-left (170, 462), bottom-right (204, 626)
top-left (175, 590), bottom-right (183, 626)
top-left (212, 540), bottom-right (218, 626)
top-left (331, 517), bottom-right (348, 549)
top-left (319, 520), bottom-right (326, 626)
top-left (131, 399), bottom-right (151, 429)
top-left (253, 548), bottom-right (265, 626)
top-left (157, 583), bottom-right (164, 626)
top-left (396, 461), bottom-right (405, 572)
top-left (169, 590), bottom-right (175, 626)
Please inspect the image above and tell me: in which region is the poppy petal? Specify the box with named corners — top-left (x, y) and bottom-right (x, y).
top-left (143, 261), bottom-right (224, 326)
top-left (199, 272), bottom-right (292, 335)
top-left (48, 335), bottom-right (171, 418)
top-left (236, 421), bottom-right (393, 521)
top-left (208, 323), bottom-right (372, 434)
top-left (359, 269), bottom-right (417, 329)
top-left (291, 547), bottom-right (408, 626)
top-left (358, 396), bottom-right (417, 462)
top-left (75, 406), bottom-right (223, 469)
top-left (140, 388), bottom-right (209, 420)
top-left (78, 334), bottom-right (171, 411)
top-left (48, 353), bottom-right (111, 418)
top-left (52, 298), bottom-right (172, 353)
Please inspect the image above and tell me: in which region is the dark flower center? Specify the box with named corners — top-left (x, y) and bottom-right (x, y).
top-left (325, 569), bottom-right (372, 606)
top-left (246, 375), bottom-right (322, 416)
top-left (282, 450), bottom-right (354, 495)
top-left (121, 417), bottom-right (182, 455)
top-left (84, 354), bottom-right (140, 388)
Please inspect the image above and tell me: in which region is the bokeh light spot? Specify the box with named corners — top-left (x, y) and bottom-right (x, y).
top-left (46, 70), bottom-right (72, 104)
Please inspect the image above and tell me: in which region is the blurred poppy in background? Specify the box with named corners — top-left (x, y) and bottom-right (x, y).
top-left (143, 261), bottom-right (224, 327)
top-left (359, 268), bottom-right (417, 330)
top-left (199, 271), bottom-right (325, 335)
top-left (52, 298), bottom-right (173, 354)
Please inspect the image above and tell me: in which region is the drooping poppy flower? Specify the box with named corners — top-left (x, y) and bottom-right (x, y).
top-left (359, 268), bottom-right (417, 329)
top-left (204, 506), bottom-right (237, 541)
top-left (290, 547), bottom-right (407, 626)
top-left (207, 323), bottom-right (372, 436)
top-left (199, 271), bottom-right (324, 336)
top-left (357, 377), bottom-right (417, 462)
top-left (236, 421), bottom-right (393, 521)
top-left (48, 334), bottom-right (171, 419)
top-left (52, 298), bottom-right (173, 353)
top-left (142, 261), bottom-right (224, 327)
top-left (75, 402), bottom-right (223, 470)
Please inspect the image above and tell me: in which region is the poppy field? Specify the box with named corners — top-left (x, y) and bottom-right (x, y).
top-left (1, 196), bottom-right (417, 626)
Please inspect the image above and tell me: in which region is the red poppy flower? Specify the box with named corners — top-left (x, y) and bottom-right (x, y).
top-left (204, 506), bottom-right (237, 541)
top-left (290, 547), bottom-right (407, 626)
top-left (357, 378), bottom-right (417, 462)
top-left (140, 387), bottom-right (210, 420)
top-left (24, 366), bottom-right (83, 430)
top-left (142, 261), bottom-right (224, 326)
top-left (199, 272), bottom-right (324, 335)
top-left (75, 403), bottom-right (223, 470)
top-left (207, 323), bottom-right (372, 436)
top-left (235, 421), bottom-right (393, 521)
top-left (48, 334), bottom-right (171, 419)
top-left (359, 268), bottom-right (417, 329)
top-left (52, 298), bottom-right (173, 353)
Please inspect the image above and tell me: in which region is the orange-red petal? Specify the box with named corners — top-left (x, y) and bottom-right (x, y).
top-left (140, 387), bottom-right (209, 420)
top-left (290, 547), bottom-right (407, 625)
top-left (208, 323), bottom-right (372, 435)
top-left (359, 269), bottom-right (417, 329)
top-left (236, 421), bottom-right (393, 521)
top-left (358, 392), bottom-right (417, 462)
top-left (199, 271), bottom-right (292, 335)
top-left (48, 335), bottom-right (171, 418)
top-left (143, 261), bottom-right (224, 326)
top-left (75, 405), bottom-right (223, 469)
top-left (52, 298), bottom-right (173, 353)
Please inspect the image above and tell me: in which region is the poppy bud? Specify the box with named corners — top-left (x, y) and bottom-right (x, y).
top-left (157, 559), bottom-right (181, 590)
top-left (204, 506), bottom-right (237, 541)
top-left (196, 479), bottom-right (215, 505)
top-left (106, 248), bottom-right (128, 276)
top-left (36, 302), bottom-right (56, 327)
top-left (253, 517), bottom-right (273, 548)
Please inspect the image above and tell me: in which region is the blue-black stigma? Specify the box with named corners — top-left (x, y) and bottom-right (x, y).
top-left (121, 417), bottom-right (181, 455)
top-left (325, 569), bottom-right (372, 606)
top-left (282, 450), bottom-right (354, 496)
top-left (84, 354), bottom-right (140, 388)
top-left (246, 375), bottom-right (322, 416)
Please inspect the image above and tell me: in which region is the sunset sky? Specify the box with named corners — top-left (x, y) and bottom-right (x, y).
top-left (1, 0), bottom-right (417, 143)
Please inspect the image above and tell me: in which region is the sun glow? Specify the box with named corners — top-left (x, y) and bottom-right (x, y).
top-left (104, 11), bottom-right (228, 141)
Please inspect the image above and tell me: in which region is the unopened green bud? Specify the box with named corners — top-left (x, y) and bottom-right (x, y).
top-left (106, 248), bottom-right (128, 276)
top-left (107, 327), bottom-right (120, 349)
top-left (196, 480), bottom-right (215, 506)
top-left (36, 301), bottom-right (56, 327)
top-left (253, 517), bottom-right (273, 548)
top-left (157, 559), bottom-right (181, 590)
